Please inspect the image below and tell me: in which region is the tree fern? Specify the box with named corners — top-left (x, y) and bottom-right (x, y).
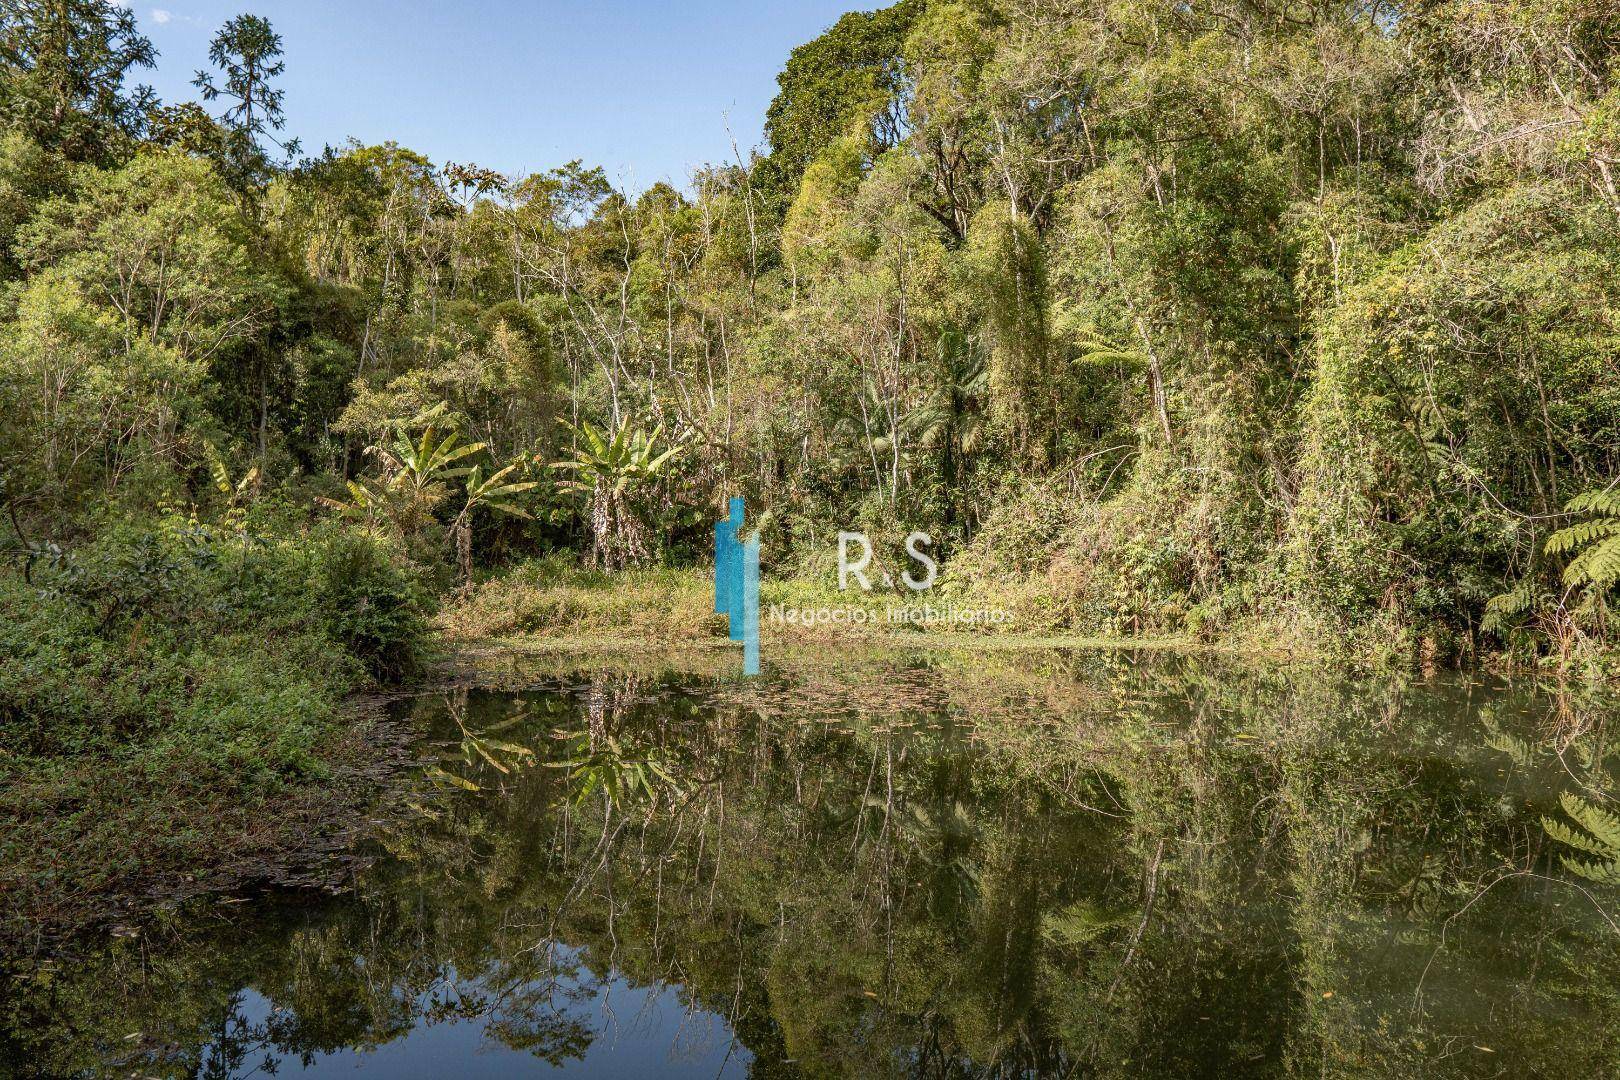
top-left (1481, 578), bottom-right (1538, 636)
top-left (1564, 490), bottom-right (1620, 516)
top-left (1486, 485), bottom-right (1620, 644)
top-left (1544, 488), bottom-right (1620, 590)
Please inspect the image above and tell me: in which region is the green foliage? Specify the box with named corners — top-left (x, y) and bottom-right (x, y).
top-left (321, 416), bottom-right (482, 533)
top-left (423, 698), bottom-right (537, 793)
top-left (1477, 485), bottom-right (1620, 664)
top-left (0, 518), bottom-right (431, 937)
top-left (364, 420), bottom-right (485, 529)
top-left (192, 13), bottom-right (298, 194)
top-left (1292, 185), bottom-right (1620, 653)
top-left (0, 0), bottom-right (156, 164)
top-left (550, 420), bottom-right (682, 498)
top-left (0, 128), bottom-right (64, 278)
top-left (1546, 489), bottom-right (1620, 592)
top-left (759, 0), bottom-right (919, 205)
top-left (320, 410), bottom-right (538, 585)
top-left (546, 726), bottom-right (680, 810)
top-left (1544, 792), bottom-right (1620, 887)
top-left (303, 523), bottom-right (433, 680)
top-left (550, 420), bottom-right (684, 570)
top-left (1041, 900), bottom-right (1130, 951)
top-left (967, 202), bottom-right (1052, 463)
top-left (0, 0), bottom-right (1618, 725)
top-left (451, 458), bottom-right (537, 585)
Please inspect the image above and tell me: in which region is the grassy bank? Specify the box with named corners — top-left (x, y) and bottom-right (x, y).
top-left (437, 554), bottom-right (1329, 663)
top-left (0, 520), bottom-right (431, 950)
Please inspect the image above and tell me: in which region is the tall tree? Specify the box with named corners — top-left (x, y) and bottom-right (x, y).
top-left (757, 0), bottom-right (920, 212)
top-left (193, 13), bottom-right (299, 195)
top-left (0, 0), bottom-right (156, 163)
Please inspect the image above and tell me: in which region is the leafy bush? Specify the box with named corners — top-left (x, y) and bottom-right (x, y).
top-left (0, 519), bottom-right (431, 765)
top-left (0, 518), bottom-right (434, 940)
top-left (304, 525), bottom-right (433, 679)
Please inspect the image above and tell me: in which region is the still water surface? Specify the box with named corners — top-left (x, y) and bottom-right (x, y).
top-left (9, 648), bottom-right (1620, 1077)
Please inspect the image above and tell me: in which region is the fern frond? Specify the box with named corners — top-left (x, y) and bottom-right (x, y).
top-left (1580, 535), bottom-right (1620, 587)
top-left (1041, 901), bottom-right (1129, 949)
top-left (1561, 855), bottom-right (1620, 887)
top-left (1074, 349), bottom-right (1146, 367)
top-left (1545, 518), bottom-right (1620, 556)
top-left (1486, 731), bottom-right (1533, 768)
top-left (1562, 792), bottom-right (1620, 851)
top-left (1565, 490), bottom-right (1620, 516)
top-left (1482, 580), bottom-right (1537, 634)
top-left (1543, 814), bottom-right (1617, 858)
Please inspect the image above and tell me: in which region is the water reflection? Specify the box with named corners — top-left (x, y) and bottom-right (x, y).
top-left (7, 649), bottom-right (1620, 1078)
top-left (193, 953), bottom-right (746, 1078)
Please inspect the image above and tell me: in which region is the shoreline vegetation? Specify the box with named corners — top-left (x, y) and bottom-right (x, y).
top-left (5, 0), bottom-right (1620, 964)
top-left (0, 521), bottom-right (431, 951)
top-left (439, 562), bottom-right (1304, 659)
top-left (433, 560), bottom-right (1554, 673)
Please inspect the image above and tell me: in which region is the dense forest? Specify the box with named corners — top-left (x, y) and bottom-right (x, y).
top-left (3, 0), bottom-right (1620, 819)
top-left (6, 0), bottom-right (1620, 664)
top-left (12, 3), bottom-right (1620, 1064)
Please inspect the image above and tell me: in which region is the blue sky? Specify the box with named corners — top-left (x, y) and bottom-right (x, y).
top-left (124, 1), bottom-right (865, 191)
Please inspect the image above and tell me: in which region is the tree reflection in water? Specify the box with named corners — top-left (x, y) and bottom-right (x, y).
top-left (7, 649), bottom-right (1620, 1078)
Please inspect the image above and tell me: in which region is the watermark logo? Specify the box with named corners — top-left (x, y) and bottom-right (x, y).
top-left (773, 529), bottom-right (1011, 629)
top-left (836, 530), bottom-right (937, 591)
top-left (717, 509), bottom-right (1011, 669)
top-left (713, 496), bottom-right (759, 675)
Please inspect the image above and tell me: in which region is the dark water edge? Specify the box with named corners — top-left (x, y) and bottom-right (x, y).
top-left (6, 647), bottom-right (1620, 1078)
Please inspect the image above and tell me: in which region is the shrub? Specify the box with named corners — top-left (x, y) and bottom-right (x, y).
top-left (0, 518), bottom-right (435, 940)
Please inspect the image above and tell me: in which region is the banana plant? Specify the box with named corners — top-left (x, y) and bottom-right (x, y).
top-left (201, 440), bottom-right (260, 520)
top-left (423, 697), bottom-right (537, 795)
top-left (321, 421), bottom-right (488, 538)
top-left (451, 460), bottom-right (537, 587)
top-left (548, 420), bottom-right (683, 570)
top-left (196, 442), bottom-right (266, 579)
top-left (373, 425), bottom-right (485, 486)
top-left (316, 478), bottom-right (388, 530)
top-left (318, 408), bottom-right (538, 582)
top-left (549, 420), bottom-right (682, 496)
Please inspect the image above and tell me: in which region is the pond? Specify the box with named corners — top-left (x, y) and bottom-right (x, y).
top-left (6, 647), bottom-right (1620, 1078)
